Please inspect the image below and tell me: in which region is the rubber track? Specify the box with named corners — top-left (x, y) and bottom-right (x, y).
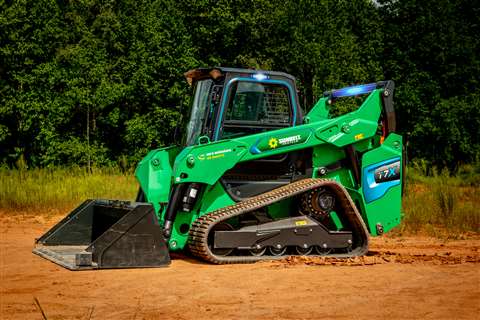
top-left (188, 178), bottom-right (370, 264)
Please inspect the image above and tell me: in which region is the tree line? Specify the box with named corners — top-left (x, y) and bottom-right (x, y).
top-left (0, 0), bottom-right (478, 170)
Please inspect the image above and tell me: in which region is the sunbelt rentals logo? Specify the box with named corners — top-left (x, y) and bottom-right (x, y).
top-left (278, 134), bottom-right (302, 145)
top-left (268, 134), bottom-right (302, 149)
top-left (268, 138), bottom-right (279, 149)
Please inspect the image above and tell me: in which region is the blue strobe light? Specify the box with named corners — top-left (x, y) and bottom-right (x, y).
top-left (252, 73), bottom-right (269, 81)
top-left (331, 83), bottom-right (377, 98)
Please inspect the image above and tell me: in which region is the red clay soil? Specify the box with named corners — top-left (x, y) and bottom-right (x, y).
top-left (1, 213), bottom-right (479, 320)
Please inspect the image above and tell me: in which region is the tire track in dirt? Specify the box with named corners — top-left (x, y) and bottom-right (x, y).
top-left (268, 250), bottom-right (480, 267)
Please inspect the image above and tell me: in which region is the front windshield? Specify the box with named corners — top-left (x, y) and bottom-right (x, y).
top-left (185, 79), bottom-right (213, 146)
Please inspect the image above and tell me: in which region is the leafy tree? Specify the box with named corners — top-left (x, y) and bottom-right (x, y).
top-left (0, 0), bottom-right (478, 170)
top-left (380, 0), bottom-right (480, 167)
top-left (256, 0), bottom-right (384, 108)
top-left (0, 0), bottom-right (197, 167)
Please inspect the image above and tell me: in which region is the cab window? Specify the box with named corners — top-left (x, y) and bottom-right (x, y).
top-left (221, 81), bottom-right (292, 139)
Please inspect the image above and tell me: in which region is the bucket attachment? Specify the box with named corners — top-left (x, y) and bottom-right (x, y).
top-left (33, 199), bottom-right (170, 270)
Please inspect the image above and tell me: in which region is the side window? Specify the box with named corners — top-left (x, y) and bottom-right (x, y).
top-left (221, 81), bottom-right (292, 139)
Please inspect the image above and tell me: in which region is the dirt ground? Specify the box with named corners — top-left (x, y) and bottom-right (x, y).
top-left (1, 213), bottom-right (479, 320)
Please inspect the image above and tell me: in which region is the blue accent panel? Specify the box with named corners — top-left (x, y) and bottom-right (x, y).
top-left (214, 77), bottom-right (297, 141)
top-left (363, 157), bottom-right (401, 203)
top-left (249, 138), bottom-right (262, 154)
top-left (331, 83), bottom-right (377, 98)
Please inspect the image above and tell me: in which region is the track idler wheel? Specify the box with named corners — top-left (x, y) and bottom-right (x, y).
top-left (314, 244), bottom-right (332, 256)
top-left (249, 247), bottom-right (267, 256)
top-left (208, 222), bottom-right (234, 256)
top-left (295, 245), bottom-right (313, 256)
top-left (269, 245), bottom-right (287, 256)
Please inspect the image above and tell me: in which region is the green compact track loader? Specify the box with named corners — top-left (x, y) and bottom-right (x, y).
top-left (33, 67), bottom-right (404, 269)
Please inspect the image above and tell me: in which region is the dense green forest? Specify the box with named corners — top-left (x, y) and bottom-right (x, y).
top-left (0, 0), bottom-right (479, 170)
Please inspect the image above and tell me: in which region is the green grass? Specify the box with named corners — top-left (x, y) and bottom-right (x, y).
top-left (0, 167), bottom-right (137, 212)
top-left (399, 162), bottom-right (480, 237)
top-left (0, 165), bottom-right (478, 237)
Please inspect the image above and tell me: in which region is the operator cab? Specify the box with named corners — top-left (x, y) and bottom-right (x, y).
top-left (184, 67), bottom-right (303, 145)
top-left (184, 68), bottom-right (309, 200)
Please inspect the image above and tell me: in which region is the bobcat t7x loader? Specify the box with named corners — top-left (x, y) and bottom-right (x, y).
top-left (33, 67), bottom-right (403, 269)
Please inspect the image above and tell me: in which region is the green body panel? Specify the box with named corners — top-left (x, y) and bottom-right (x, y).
top-left (312, 90), bottom-right (381, 148)
top-left (312, 144), bottom-right (345, 168)
top-left (198, 182), bottom-right (237, 213)
top-left (169, 181), bottom-right (236, 250)
top-left (360, 134), bottom-right (403, 235)
top-left (135, 145), bottom-right (180, 215)
top-left (173, 142), bottom-right (249, 185)
top-left (134, 84), bottom-right (403, 251)
top-left (306, 97), bottom-right (330, 122)
top-left (167, 209), bottom-right (196, 250)
top-left (329, 211), bottom-right (344, 230)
